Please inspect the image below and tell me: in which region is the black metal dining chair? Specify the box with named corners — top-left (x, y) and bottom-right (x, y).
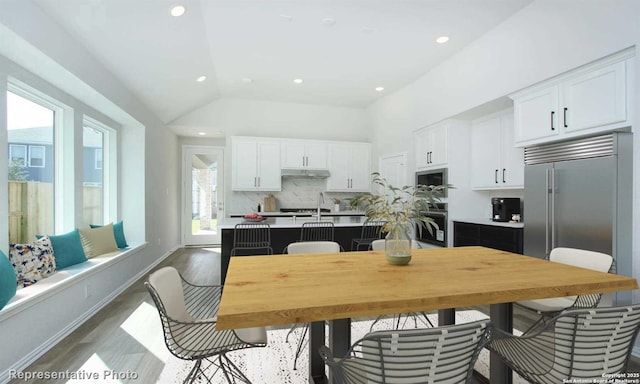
top-left (230, 223), bottom-right (273, 256)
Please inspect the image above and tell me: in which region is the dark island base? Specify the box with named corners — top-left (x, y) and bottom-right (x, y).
top-left (221, 225), bottom-right (380, 284)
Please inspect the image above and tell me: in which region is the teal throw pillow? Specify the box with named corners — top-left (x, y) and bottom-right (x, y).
top-left (48, 229), bottom-right (87, 269)
top-left (0, 250), bottom-right (18, 310)
top-left (90, 221), bottom-right (128, 249)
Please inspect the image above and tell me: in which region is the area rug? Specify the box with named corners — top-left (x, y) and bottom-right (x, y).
top-left (158, 310), bottom-right (526, 383)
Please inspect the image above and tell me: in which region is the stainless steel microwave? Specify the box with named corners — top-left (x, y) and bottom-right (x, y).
top-left (415, 168), bottom-right (447, 198)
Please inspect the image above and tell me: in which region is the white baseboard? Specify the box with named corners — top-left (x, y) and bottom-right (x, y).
top-left (0, 245), bottom-right (178, 384)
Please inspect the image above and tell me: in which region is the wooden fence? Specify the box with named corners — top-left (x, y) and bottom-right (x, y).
top-left (8, 181), bottom-right (103, 244)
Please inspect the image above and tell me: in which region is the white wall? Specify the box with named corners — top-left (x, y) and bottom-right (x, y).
top-left (367, 0), bottom-right (640, 295)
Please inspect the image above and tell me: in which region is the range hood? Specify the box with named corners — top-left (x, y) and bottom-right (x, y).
top-left (281, 168), bottom-right (330, 178)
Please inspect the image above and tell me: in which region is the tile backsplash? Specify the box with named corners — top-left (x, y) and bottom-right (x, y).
top-left (229, 178), bottom-right (359, 214)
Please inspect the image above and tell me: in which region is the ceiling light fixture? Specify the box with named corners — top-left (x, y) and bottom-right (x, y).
top-left (322, 18), bottom-right (336, 26)
top-left (170, 5), bottom-right (186, 17)
top-left (436, 36), bottom-right (450, 44)
top-left (293, 78), bottom-right (304, 84)
top-left (196, 75), bottom-right (207, 82)
top-left (241, 77), bottom-right (254, 84)
top-left (197, 132), bottom-right (206, 136)
top-left (375, 86), bottom-right (385, 92)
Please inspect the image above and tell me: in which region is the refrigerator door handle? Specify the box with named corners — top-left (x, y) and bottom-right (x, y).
top-left (545, 168), bottom-right (551, 256)
top-left (550, 167), bottom-right (555, 251)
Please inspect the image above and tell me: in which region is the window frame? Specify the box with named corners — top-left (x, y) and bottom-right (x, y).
top-left (83, 116), bottom-right (116, 225)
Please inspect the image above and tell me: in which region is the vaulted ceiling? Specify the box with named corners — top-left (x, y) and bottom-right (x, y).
top-left (33, 0), bottom-right (532, 135)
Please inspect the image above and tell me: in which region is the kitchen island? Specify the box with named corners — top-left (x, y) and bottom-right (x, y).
top-left (219, 216), bottom-right (377, 284)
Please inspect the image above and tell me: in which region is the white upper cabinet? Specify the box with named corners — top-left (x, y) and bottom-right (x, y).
top-left (281, 140), bottom-right (327, 169)
top-left (512, 51), bottom-right (632, 147)
top-left (471, 110), bottom-right (523, 189)
top-left (415, 122), bottom-right (448, 169)
top-left (231, 137), bottom-right (281, 191)
top-left (326, 142), bottom-right (371, 192)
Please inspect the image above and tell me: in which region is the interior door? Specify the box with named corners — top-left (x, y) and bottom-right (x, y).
top-left (182, 146), bottom-right (224, 246)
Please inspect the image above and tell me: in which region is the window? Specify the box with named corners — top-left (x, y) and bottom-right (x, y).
top-left (28, 145), bottom-right (46, 167)
top-left (7, 89), bottom-right (55, 243)
top-left (83, 118), bottom-right (114, 227)
top-left (9, 144), bottom-right (26, 163)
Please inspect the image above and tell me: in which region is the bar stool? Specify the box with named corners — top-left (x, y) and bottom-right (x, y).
top-left (351, 221), bottom-right (383, 251)
top-left (230, 223), bottom-right (273, 256)
top-left (300, 221), bottom-right (335, 242)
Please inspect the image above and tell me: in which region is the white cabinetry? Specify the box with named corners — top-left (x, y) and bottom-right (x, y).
top-left (281, 140), bottom-right (327, 169)
top-left (512, 52), bottom-right (632, 147)
top-left (326, 142), bottom-right (371, 192)
top-left (231, 137), bottom-right (281, 191)
top-left (471, 110), bottom-right (524, 189)
top-left (415, 122), bottom-right (448, 169)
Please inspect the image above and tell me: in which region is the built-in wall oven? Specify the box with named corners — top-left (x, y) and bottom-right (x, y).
top-left (416, 203), bottom-right (447, 247)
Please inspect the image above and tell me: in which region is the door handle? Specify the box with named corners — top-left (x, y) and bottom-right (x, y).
top-left (550, 167), bottom-right (555, 250)
top-left (495, 169), bottom-right (498, 184)
top-left (545, 168), bottom-right (550, 256)
top-left (550, 111), bottom-right (555, 131)
top-left (563, 107), bottom-right (568, 128)
top-left (502, 168), bottom-right (506, 183)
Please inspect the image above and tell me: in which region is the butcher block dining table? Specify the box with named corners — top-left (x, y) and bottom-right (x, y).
top-left (216, 246), bottom-right (638, 384)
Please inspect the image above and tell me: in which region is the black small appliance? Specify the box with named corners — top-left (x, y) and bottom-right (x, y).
top-left (491, 197), bottom-right (520, 222)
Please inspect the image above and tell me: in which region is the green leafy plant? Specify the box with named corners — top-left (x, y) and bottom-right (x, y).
top-left (350, 172), bottom-right (449, 240)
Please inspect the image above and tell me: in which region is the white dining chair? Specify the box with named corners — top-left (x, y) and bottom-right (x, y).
top-left (517, 247), bottom-right (613, 334)
top-left (285, 241), bottom-right (341, 370)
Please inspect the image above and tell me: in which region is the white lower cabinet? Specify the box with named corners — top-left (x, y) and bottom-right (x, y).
top-left (231, 137), bottom-right (281, 191)
top-left (471, 110), bottom-right (523, 189)
top-left (326, 142), bottom-right (371, 192)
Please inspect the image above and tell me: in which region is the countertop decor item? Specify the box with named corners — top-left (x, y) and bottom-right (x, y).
top-left (350, 172), bottom-right (447, 264)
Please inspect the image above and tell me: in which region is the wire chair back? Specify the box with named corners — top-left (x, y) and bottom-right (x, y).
top-left (489, 305), bottom-right (640, 384)
top-left (231, 223), bottom-right (273, 256)
top-left (320, 319), bottom-right (491, 384)
top-left (300, 221), bottom-right (335, 241)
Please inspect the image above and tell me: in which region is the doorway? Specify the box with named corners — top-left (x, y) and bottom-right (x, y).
top-left (182, 146), bottom-right (224, 245)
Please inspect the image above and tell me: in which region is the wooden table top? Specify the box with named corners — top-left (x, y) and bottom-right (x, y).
top-left (216, 246), bottom-right (638, 330)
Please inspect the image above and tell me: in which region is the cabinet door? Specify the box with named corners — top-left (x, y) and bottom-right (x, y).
top-left (256, 141), bottom-right (281, 190)
top-left (281, 143), bottom-right (306, 168)
top-left (326, 144), bottom-right (350, 191)
top-left (414, 128), bottom-right (430, 169)
top-left (348, 144), bottom-right (371, 192)
top-left (562, 61), bottom-right (626, 133)
top-left (470, 117), bottom-right (502, 189)
top-left (305, 142), bottom-right (327, 169)
top-left (500, 114), bottom-right (524, 188)
top-left (232, 140), bottom-right (259, 190)
top-left (428, 124), bottom-right (448, 167)
top-left (513, 85), bottom-right (560, 144)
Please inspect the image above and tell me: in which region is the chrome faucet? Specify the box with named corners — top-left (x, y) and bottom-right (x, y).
top-left (316, 192), bottom-right (324, 221)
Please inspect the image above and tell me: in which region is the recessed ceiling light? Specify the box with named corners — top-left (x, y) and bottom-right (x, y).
top-left (361, 27), bottom-right (376, 34)
top-left (293, 78), bottom-right (304, 84)
top-left (436, 36), bottom-right (450, 44)
top-left (375, 86), bottom-right (385, 92)
top-left (322, 18), bottom-right (336, 26)
top-left (241, 77), bottom-right (254, 84)
top-left (197, 132), bottom-right (206, 136)
top-left (280, 14), bottom-right (293, 22)
top-left (196, 75), bottom-right (207, 82)
top-left (170, 5), bottom-right (186, 17)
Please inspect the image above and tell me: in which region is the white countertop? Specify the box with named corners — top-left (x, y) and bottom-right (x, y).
top-left (453, 218), bottom-right (524, 228)
top-left (219, 216), bottom-right (369, 229)
top-left (229, 210), bottom-right (365, 218)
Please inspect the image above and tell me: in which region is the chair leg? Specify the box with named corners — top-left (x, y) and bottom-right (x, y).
top-left (219, 353), bottom-right (253, 384)
top-left (183, 359), bottom-right (202, 384)
top-left (292, 323), bottom-right (309, 370)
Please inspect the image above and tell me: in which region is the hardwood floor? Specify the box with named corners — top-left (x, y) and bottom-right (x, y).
top-left (11, 247), bottom-right (640, 383)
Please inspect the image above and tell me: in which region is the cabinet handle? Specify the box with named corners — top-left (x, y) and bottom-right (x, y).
top-left (550, 111), bottom-right (555, 131)
top-left (503, 168), bottom-right (506, 183)
top-left (563, 107), bottom-right (568, 128)
top-left (427, 151), bottom-right (432, 164)
top-left (495, 169), bottom-right (498, 184)
top-left (254, 177), bottom-right (257, 187)
top-left (257, 177), bottom-right (261, 187)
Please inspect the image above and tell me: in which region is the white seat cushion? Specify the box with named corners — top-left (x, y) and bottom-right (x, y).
top-left (517, 296), bottom-right (576, 312)
top-left (236, 327), bottom-right (268, 344)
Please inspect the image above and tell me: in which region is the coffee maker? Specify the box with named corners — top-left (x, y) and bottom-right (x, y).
top-left (491, 197), bottom-right (520, 222)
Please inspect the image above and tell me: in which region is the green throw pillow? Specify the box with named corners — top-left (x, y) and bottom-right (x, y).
top-left (0, 250), bottom-right (18, 310)
top-left (90, 221), bottom-right (128, 249)
top-left (48, 229), bottom-right (87, 269)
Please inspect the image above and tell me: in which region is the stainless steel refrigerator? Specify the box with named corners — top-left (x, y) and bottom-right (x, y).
top-left (523, 132), bottom-right (633, 305)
